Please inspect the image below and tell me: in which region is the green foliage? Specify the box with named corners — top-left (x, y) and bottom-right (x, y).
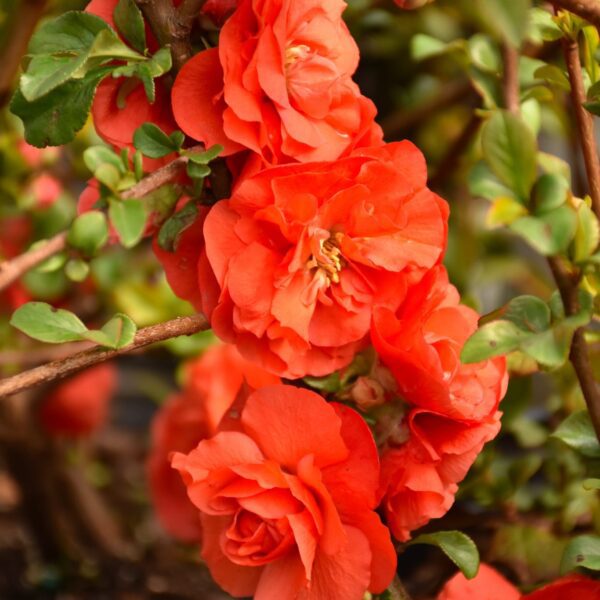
top-left (474, 0), bottom-right (531, 47)
top-left (113, 0), bottom-right (147, 53)
top-left (10, 302), bottom-right (137, 349)
top-left (157, 201), bottom-right (198, 252)
top-left (108, 198), bottom-right (146, 248)
top-left (481, 111), bottom-right (537, 203)
top-left (67, 211), bottom-right (109, 256)
top-left (462, 293), bottom-right (593, 367)
top-left (561, 535), bottom-right (600, 573)
top-left (133, 123), bottom-right (184, 158)
top-left (409, 531), bottom-right (480, 579)
top-left (552, 411), bottom-right (600, 458)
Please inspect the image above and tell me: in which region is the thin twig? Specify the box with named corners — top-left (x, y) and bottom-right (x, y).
top-left (0, 232), bottom-right (67, 293)
top-left (548, 257), bottom-right (600, 440)
top-left (554, 0), bottom-right (600, 28)
top-left (0, 341), bottom-right (94, 368)
top-left (563, 35), bottom-right (600, 218)
top-left (0, 0), bottom-right (48, 107)
top-left (502, 43), bottom-right (520, 114)
top-left (0, 314), bottom-right (209, 399)
top-left (0, 147), bottom-right (202, 294)
top-left (502, 31), bottom-right (600, 441)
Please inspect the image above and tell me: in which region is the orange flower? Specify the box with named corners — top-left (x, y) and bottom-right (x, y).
top-left (39, 363), bottom-right (117, 437)
top-left (172, 384), bottom-right (396, 599)
top-left (437, 563), bottom-right (520, 600)
top-left (372, 265), bottom-right (508, 421)
top-left (380, 409), bottom-right (501, 540)
top-left (147, 344), bottom-right (279, 542)
top-left (438, 565), bottom-right (600, 600)
top-left (200, 142), bottom-right (448, 378)
top-left (172, 0), bottom-right (382, 164)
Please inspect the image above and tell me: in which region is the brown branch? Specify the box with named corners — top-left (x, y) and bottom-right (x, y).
top-left (502, 43), bottom-right (520, 114)
top-left (0, 147), bottom-right (203, 294)
top-left (563, 36), bottom-right (600, 218)
top-left (0, 341), bottom-right (94, 368)
top-left (0, 314), bottom-right (209, 399)
top-left (501, 32), bottom-right (600, 440)
top-left (135, 0), bottom-right (207, 71)
top-left (0, 0), bottom-right (48, 107)
top-left (0, 231), bottom-right (67, 293)
top-left (553, 0), bottom-right (600, 28)
top-left (549, 257), bottom-right (600, 440)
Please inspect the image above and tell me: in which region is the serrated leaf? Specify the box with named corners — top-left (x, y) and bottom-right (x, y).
top-left (503, 295), bottom-right (551, 332)
top-left (10, 302), bottom-right (87, 343)
top-left (83, 313), bottom-right (136, 349)
top-left (561, 536), bottom-right (600, 574)
top-left (133, 123), bottom-right (179, 158)
top-left (552, 411), bottom-right (600, 458)
top-left (11, 70), bottom-right (110, 147)
top-left (67, 211), bottom-right (109, 256)
top-left (114, 0), bottom-right (146, 53)
top-left (109, 198), bottom-right (146, 248)
top-left (409, 531), bottom-right (480, 579)
top-left (482, 110), bottom-right (537, 202)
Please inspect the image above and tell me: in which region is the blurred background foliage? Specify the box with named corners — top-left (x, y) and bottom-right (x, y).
top-left (0, 0), bottom-right (599, 598)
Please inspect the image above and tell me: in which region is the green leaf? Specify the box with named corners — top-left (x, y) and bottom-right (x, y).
top-left (65, 259), bottom-right (90, 282)
top-left (84, 145), bottom-right (125, 174)
top-left (187, 161), bottom-right (211, 179)
top-left (95, 163), bottom-right (122, 190)
top-left (157, 201), bottom-right (198, 252)
top-left (83, 313), bottom-right (137, 349)
top-left (561, 535), bottom-right (600, 574)
top-left (552, 411), bottom-right (600, 458)
top-left (11, 70), bottom-right (110, 147)
top-left (67, 211), bottom-right (109, 256)
top-left (410, 34), bottom-right (464, 61)
top-left (303, 373), bottom-right (342, 393)
top-left (534, 65), bottom-right (571, 92)
top-left (21, 12), bottom-right (141, 102)
top-left (573, 200), bottom-right (600, 262)
top-left (108, 198), bottom-right (146, 248)
top-left (469, 162), bottom-right (515, 202)
top-left (487, 196), bottom-right (528, 226)
top-left (133, 123), bottom-right (180, 158)
top-left (468, 34), bottom-right (500, 73)
top-left (510, 205), bottom-right (577, 255)
top-left (28, 11), bottom-right (110, 55)
top-left (185, 144), bottom-right (225, 165)
top-left (481, 111), bottom-right (537, 202)
top-left (141, 184), bottom-right (181, 220)
top-left (10, 302), bottom-right (87, 343)
top-left (409, 531), bottom-right (480, 579)
top-left (531, 174), bottom-right (569, 214)
top-left (461, 320), bottom-right (528, 362)
top-left (114, 0), bottom-right (146, 53)
top-left (502, 295), bottom-right (551, 332)
top-left (475, 0), bottom-right (531, 47)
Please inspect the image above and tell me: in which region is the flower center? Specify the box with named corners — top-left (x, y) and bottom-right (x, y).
top-left (284, 44), bottom-right (311, 70)
top-left (306, 232), bottom-right (345, 284)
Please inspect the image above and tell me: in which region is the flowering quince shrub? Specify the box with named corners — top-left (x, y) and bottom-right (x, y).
top-left (3, 0), bottom-right (600, 598)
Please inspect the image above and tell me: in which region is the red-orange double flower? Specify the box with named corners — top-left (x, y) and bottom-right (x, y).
top-left (199, 142), bottom-right (448, 378)
top-left (172, 0), bottom-right (382, 164)
top-left (172, 384), bottom-right (396, 600)
top-left (147, 343), bottom-right (279, 542)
